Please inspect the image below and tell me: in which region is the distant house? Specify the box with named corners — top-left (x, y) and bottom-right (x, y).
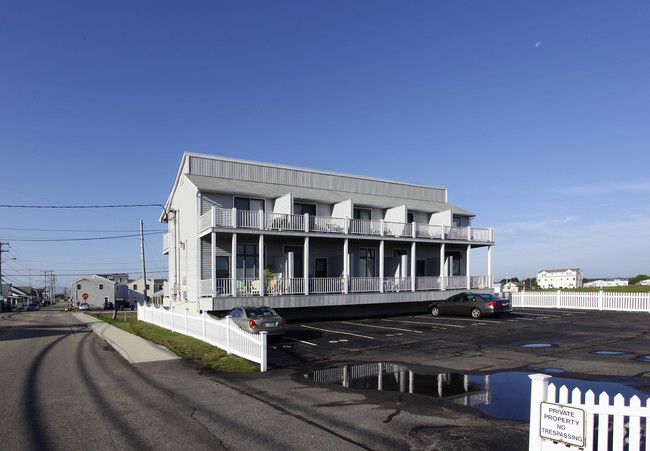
top-left (1, 284), bottom-right (42, 310)
top-left (127, 278), bottom-right (166, 306)
top-left (502, 281), bottom-right (521, 293)
top-left (537, 268), bottom-right (583, 289)
top-left (639, 279), bottom-right (650, 286)
top-left (72, 275), bottom-right (117, 307)
top-left (584, 279), bottom-right (628, 288)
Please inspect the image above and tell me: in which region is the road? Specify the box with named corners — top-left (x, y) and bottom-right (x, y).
top-left (0, 306), bottom-right (222, 450)
top-left (3, 305), bottom-right (649, 450)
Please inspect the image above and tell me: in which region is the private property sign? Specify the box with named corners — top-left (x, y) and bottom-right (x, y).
top-left (540, 402), bottom-right (585, 447)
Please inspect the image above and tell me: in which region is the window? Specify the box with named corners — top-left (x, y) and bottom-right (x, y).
top-left (76, 284), bottom-right (81, 290)
top-left (133, 284), bottom-right (137, 290)
top-left (452, 217), bottom-right (461, 227)
top-left (294, 203), bottom-right (316, 216)
top-left (98, 284), bottom-right (103, 290)
top-left (354, 208), bottom-right (371, 221)
top-left (237, 244), bottom-right (259, 278)
top-left (359, 248), bottom-right (376, 277)
top-left (146, 284), bottom-right (150, 290)
top-left (235, 197), bottom-right (265, 212)
top-left (216, 256), bottom-right (229, 278)
top-left (315, 258), bottom-right (328, 278)
top-left (407, 212), bottom-right (414, 223)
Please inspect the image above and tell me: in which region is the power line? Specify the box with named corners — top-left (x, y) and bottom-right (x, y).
top-left (0, 204), bottom-right (163, 209)
top-left (6, 232), bottom-right (162, 242)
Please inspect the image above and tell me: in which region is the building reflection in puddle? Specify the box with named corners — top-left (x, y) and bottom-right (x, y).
top-left (305, 363), bottom-right (491, 408)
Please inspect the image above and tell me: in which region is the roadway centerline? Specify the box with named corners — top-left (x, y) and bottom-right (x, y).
top-left (0, 316), bottom-right (32, 341)
top-left (300, 324), bottom-right (374, 339)
top-left (341, 321), bottom-right (423, 334)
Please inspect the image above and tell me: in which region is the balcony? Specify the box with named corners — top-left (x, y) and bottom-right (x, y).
top-left (199, 207), bottom-right (494, 243)
top-left (198, 275), bottom-right (492, 298)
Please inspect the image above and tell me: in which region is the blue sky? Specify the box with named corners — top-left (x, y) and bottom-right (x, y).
top-left (1, 1), bottom-right (648, 292)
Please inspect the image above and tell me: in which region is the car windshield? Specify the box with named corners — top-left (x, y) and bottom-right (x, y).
top-left (245, 307), bottom-right (277, 318)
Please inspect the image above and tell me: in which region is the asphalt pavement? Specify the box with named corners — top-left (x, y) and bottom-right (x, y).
top-left (73, 311), bottom-right (529, 450)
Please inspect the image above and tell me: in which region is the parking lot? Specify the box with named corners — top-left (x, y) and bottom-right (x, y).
top-left (268, 307), bottom-right (650, 384)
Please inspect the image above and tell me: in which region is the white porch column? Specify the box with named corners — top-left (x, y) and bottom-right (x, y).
top-left (258, 234), bottom-right (265, 297)
top-left (466, 244), bottom-right (471, 290)
top-left (304, 236), bottom-right (309, 295)
top-left (231, 233), bottom-right (237, 296)
top-left (211, 231), bottom-right (217, 297)
top-left (411, 241), bottom-right (416, 292)
top-left (487, 246), bottom-right (493, 286)
top-left (439, 243), bottom-right (446, 291)
top-left (379, 240), bottom-right (385, 293)
top-left (343, 238), bottom-right (349, 294)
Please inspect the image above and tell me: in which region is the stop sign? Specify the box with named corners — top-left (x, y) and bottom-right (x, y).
top-left (83, 293), bottom-right (88, 301)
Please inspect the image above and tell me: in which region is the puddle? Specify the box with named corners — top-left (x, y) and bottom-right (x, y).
top-left (520, 343), bottom-right (557, 348)
top-left (540, 368), bottom-right (565, 373)
top-left (635, 355), bottom-right (650, 362)
top-left (305, 363), bottom-right (650, 421)
top-left (591, 350), bottom-right (630, 355)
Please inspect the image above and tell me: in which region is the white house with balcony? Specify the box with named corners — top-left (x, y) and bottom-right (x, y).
top-left (537, 268), bottom-right (583, 289)
top-left (160, 153), bottom-right (495, 314)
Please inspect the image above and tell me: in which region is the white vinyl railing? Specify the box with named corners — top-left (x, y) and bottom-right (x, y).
top-left (383, 277), bottom-right (412, 292)
top-left (529, 374), bottom-right (650, 450)
top-left (198, 207), bottom-right (493, 243)
top-left (511, 291), bottom-right (650, 312)
top-left (309, 277), bottom-right (345, 294)
top-left (197, 275), bottom-right (490, 297)
top-left (349, 277), bottom-right (381, 293)
top-left (137, 303), bottom-right (267, 371)
top-left (265, 277), bottom-right (304, 295)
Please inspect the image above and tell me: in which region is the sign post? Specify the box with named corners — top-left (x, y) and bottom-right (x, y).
top-left (540, 402), bottom-right (585, 447)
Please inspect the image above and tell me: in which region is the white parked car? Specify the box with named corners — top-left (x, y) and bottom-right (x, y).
top-left (79, 303), bottom-right (90, 311)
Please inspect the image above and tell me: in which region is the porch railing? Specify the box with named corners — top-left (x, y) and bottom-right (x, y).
top-left (199, 207), bottom-right (493, 243)
top-left (198, 275), bottom-right (488, 297)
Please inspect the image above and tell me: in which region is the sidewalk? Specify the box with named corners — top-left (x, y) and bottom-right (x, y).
top-left (73, 312), bottom-right (180, 364)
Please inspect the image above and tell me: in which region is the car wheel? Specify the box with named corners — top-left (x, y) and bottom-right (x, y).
top-left (431, 306), bottom-right (441, 317)
top-left (471, 308), bottom-right (482, 319)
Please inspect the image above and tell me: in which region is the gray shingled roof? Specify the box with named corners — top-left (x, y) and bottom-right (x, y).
top-left (186, 174), bottom-right (475, 217)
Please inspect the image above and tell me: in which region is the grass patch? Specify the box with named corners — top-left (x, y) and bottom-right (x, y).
top-left (91, 314), bottom-right (258, 372)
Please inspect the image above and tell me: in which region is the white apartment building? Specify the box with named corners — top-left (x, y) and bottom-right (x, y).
top-left (537, 268), bottom-right (583, 289)
top-left (160, 153), bottom-right (495, 313)
top-left (583, 279), bottom-right (629, 288)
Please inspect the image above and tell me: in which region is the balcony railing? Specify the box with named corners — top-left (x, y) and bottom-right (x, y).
top-left (199, 207), bottom-right (493, 243)
top-left (199, 276), bottom-right (489, 298)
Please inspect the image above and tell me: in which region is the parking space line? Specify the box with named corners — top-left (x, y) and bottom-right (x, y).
top-left (300, 324), bottom-right (375, 339)
top-left (515, 311), bottom-right (562, 317)
top-left (282, 336), bottom-right (318, 346)
top-left (341, 321), bottom-right (423, 334)
top-left (424, 316), bottom-right (500, 325)
top-left (382, 319), bottom-right (465, 328)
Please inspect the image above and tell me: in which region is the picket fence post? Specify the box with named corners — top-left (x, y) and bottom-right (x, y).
top-left (528, 373), bottom-right (552, 450)
top-left (260, 332), bottom-right (268, 372)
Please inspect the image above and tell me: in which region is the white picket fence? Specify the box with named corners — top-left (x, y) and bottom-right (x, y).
top-left (137, 303), bottom-right (268, 371)
top-left (529, 374), bottom-right (650, 450)
top-left (512, 291), bottom-right (650, 312)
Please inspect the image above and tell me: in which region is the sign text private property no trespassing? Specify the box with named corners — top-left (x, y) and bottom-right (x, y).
top-left (540, 402), bottom-right (585, 447)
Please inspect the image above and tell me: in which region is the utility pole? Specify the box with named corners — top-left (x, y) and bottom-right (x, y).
top-left (140, 220), bottom-right (148, 306)
top-left (0, 242), bottom-right (9, 311)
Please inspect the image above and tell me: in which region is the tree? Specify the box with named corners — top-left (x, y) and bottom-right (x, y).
top-left (629, 274), bottom-right (650, 285)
